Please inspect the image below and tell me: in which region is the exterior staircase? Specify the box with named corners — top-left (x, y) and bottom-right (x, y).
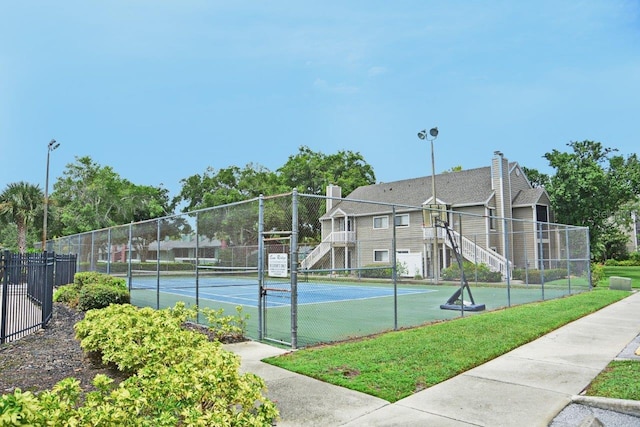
top-left (445, 228), bottom-right (507, 276)
top-left (299, 231), bottom-right (355, 270)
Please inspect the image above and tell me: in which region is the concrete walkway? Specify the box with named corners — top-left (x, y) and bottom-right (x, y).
top-left (225, 291), bottom-right (640, 427)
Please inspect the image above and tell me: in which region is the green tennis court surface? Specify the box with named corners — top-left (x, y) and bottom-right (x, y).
top-left (129, 274), bottom-right (590, 347)
top-left (130, 275), bottom-right (438, 307)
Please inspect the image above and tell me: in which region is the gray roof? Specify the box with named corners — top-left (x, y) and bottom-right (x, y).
top-left (512, 187), bottom-right (546, 207)
top-left (326, 166), bottom-right (496, 218)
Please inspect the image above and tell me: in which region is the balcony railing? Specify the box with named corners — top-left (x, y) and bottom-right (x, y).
top-left (329, 231), bottom-right (356, 244)
top-left (422, 227), bottom-right (447, 240)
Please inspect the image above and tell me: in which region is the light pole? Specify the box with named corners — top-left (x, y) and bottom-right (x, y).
top-left (418, 127), bottom-right (439, 283)
top-left (42, 139), bottom-right (60, 251)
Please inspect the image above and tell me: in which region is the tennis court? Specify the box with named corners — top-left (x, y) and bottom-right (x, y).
top-left (128, 273), bottom-right (590, 347)
top-left (129, 274), bottom-right (438, 308)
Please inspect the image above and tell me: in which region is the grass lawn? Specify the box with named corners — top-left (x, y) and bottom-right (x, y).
top-left (601, 265), bottom-right (640, 288)
top-left (265, 289), bottom-right (631, 402)
top-left (584, 361), bottom-right (640, 400)
top-left (582, 265), bottom-right (640, 401)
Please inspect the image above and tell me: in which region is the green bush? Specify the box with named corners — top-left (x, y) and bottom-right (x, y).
top-left (590, 263), bottom-right (605, 286)
top-left (441, 262), bottom-right (502, 283)
top-left (511, 268), bottom-right (568, 284)
top-left (1, 303), bottom-right (278, 426)
top-left (604, 258), bottom-right (640, 267)
top-left (360, 264), bottom-right (393, 279)
top-left (74, 271), bottom-right (126, 289)
top-left (57, 272), bottom-right (130, 311)
top-left (53, 285), bottom-right (80, 307)
top-left (77, 284), bottom-right (130, 311)
top-left (201, 306), bottom-right (249, 342)
top-left (80, 261), bottom-right (196, 273)
top-left (73, 271), bottom-right (104, 287)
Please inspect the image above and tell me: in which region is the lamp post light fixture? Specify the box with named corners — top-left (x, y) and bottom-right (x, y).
top-left (418, 127), bottom-right (439, 283)
top-left (42, 139), bottom-right (60, 251)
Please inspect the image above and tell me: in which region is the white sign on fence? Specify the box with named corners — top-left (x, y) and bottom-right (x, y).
top-left (268, 253), bottom-right (288, 277)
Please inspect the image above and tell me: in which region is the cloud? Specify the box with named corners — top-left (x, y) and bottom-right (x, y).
top-left (368, 66), bottom-right (387, 77)
top-left (313, 78), bottom-right (359, 94)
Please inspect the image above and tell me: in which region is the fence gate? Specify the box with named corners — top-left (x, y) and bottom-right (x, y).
top-left (258, 192), bottom-right (299, 348)
top-left (1, 251), bottom-right (57, 343)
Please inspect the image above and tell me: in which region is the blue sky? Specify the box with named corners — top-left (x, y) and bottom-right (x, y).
top-left (1, 1), bottom-right (639, 199)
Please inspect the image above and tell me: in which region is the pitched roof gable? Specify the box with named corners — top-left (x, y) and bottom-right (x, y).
top-left (512, 187), bottom-right (547, 207)
top-left (327, 166), bottom-right (496, 217)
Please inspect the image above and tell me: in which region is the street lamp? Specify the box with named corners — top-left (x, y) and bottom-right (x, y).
top-left (42, 139), bottom-right (60, 251)
top-left (418, 127), bottom-right (439, 283)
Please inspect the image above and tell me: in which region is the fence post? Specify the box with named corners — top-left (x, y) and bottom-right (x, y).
top-left (1, 251), bottom-right (8, 343)
top-left (538, 222), bottom-right (546, 300)
top-left (127, 223), bottom-right (133, 292)
top-left (257, 195), bottom-right (264, 341)
top-left (195, 212), bottom-right (200, 322)
top-left (290, 189), bottom-right (299, 349)
top-left (107, 228), bottom-right (112, 275)
top-left (565, 227), bottom-right (571, 294)
top-left (156, 219), bottom-right (161, 309)
top-left (392, 205), bottom-right (398, 331)
top-left (43, 252), bottom-right (55, 325)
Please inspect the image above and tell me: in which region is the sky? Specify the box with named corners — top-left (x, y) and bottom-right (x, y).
top-left (1, 1), bottom-right (639, 200)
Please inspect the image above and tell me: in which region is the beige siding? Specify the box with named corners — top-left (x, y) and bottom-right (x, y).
top-left (512, 207), bottom-right (537, 269)
top-left (509, 166), bottom-right (532, 195)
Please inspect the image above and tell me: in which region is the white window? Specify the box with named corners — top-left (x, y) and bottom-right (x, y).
top-left (488, 209), bottom-right (497, 230)
top-left (373, 216), bottom-right (389, 229)
top-left (395, 214), bottom-right (410, 227)
top-left (374, 250), bottom-right (389, 262)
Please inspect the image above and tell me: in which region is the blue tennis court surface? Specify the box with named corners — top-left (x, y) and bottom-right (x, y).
top-left (130, 275), bottom-right (437, 307)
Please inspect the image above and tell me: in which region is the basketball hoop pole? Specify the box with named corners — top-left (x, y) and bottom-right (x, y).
top-left (418, 127), bottom-right (439, 284)
top-left (431, 140), bottom-right (439, 284)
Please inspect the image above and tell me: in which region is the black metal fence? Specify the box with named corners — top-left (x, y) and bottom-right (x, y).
top-left (1, 251), bottom-right (77, 343)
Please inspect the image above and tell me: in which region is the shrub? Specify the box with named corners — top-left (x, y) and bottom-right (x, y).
top-left (80, 262), bottom-right (196, 273)
top-left (77, 284), bottom-right (130, 311)
top-left (2, 303), bottom-right (278, 426)
top-left (74, 271), bottom-right (126, 289)
top-left (360, 264), bottom-right (393, 279)
top-left (58, 272), bottom-right (130, 311)
top-left (604, 258), bottom-right (640, 267)
top-left (590, 263), bottom-right (605, 287)
top-left (53, 285), bottom-right (80, 307)
top-left (201, 306), bottom-right (249, 342)
top-left (441, 262), bottom-right (502, 283)
top-left (73, 271), bottom-right (104, 288)
top-left (511, 268), bottom-right (568, 284)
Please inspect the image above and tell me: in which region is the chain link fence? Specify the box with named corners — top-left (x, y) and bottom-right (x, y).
top-left (46, 191), bottom-right (591, 348)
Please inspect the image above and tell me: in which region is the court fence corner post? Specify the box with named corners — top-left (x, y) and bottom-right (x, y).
top-left (291, 189), bottom-right (299, 349)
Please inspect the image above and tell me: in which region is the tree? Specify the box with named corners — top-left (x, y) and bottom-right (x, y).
top-left (543, 141), bottom-right (640, 261)
top-left (521, 167), bottom-right (550, 188)
top-left (174, 163), bottom-right (283, 212)
top-left (0, 182), bottom-right (44, 253)
top-left (50, 156), bottom-right (175, 236)
top-left (277, 146), bottom-right (376, 196)
top-left (174, 147), bottom-right (377, 245)
top-left (49, 156), bottom-right (179, 263)
top-left (443, 165), bottom-right (463, 173)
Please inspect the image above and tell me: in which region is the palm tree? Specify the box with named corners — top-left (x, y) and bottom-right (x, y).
top-left (0, 182), bottom-right (43, 254)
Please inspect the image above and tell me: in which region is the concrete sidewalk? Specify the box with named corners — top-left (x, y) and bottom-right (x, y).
top-left (225, 291), bottom-right (640, 426)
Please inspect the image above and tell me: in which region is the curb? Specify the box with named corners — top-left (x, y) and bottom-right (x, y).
top-left (571, 395), bottom-right (640, 418)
